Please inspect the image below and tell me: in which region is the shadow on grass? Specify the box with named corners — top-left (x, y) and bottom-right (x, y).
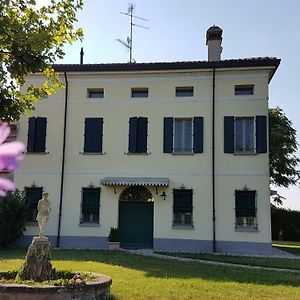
top-left (1, 247), bottom-right (300, 287)
top-left (274, 245), bottom-right (300, 256)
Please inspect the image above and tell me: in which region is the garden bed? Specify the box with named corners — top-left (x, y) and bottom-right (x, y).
top-left (0, 270), bottom-right (112, 300)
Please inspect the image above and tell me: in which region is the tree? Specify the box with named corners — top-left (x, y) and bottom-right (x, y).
top-left (269, 107), bottom-right (300, 203)
top-left (0, 0), bottom-right (83, 121)
top-left (0, 190), bottom-right (27, 246)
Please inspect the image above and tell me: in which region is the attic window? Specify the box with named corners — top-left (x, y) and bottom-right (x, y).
top-left (131, 88), bottom-right (148, 98)
top-left (176, 87), bottom-right (194, 97)
top-left (235, 85), bottom-right (254, 96)
top-left (88, 89), bottom-right (104, 98)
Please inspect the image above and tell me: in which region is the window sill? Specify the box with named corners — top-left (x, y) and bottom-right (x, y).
top-left (172, 225), bottom-right (194, 230)
top-left (79, 222), bottom-right (100, 227)
top-left (234, 152), bottom-right (257, 156)
top-left (25, 152), bottom-right (49, 155)
top-left (125, 152), bottom-right (151, 155)
top-left (80, 152), bottom-right (106, 155)
top-left (235, 227), bottom-right (258, 232)
top-left (25, 222), bottom-right (38, 226)
top-left (172, 152), bottom-right (194, 155)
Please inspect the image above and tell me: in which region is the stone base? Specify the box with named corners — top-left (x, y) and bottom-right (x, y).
top-left (0, 272), bottom-right (112, 300)
top-left (21, 236), bottom-right (55, 281)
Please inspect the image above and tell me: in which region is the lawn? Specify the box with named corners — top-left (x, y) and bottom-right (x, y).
top-left (1, 248), bottom-right (300, 299)
top-left (155, 251), bottom-right (300, 270)
top-left (273, 241), bottom-right (300, 256)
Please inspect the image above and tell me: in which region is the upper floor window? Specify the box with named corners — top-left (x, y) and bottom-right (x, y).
top-left (174, 118), bottom-right (193, 153)
top-left (128, 117), bottom-right (148, 153)
top-left (84, 118), bottom-right (103, 153)
top-left (176, 87), bottom-right (194, 97)
top-left (173, 189), bottom-right (193, 227)
top-left (88, 89), bottom-right (104, 98)
top-left (235, 117), bottom-right (254, 153)
top-left (224, 116), bottom-right (267, 154)
top-left (27, 117), bottom-right (47, 153)
top-left (164, 117), bottom-right (203, 154)
top-left (235, 85), bottom-right (254, 96)
top-left (81, 187), bottom-right (100, 224)
top-left (235, 189), bottom-right (257, 229)
top-left (131, 88), bottom-right (148, 98)
top-left (25, 186), bottom-right (43, 222)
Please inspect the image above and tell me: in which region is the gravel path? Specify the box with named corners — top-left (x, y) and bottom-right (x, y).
top-left (123, 247), bottom-right (300, 273)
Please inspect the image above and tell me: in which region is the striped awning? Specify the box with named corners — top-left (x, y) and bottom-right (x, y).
top-left (101, 177), bottom-right (169, 187)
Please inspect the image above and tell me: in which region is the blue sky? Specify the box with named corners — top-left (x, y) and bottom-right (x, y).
top-left (57, 0), bottom-right (300, 209)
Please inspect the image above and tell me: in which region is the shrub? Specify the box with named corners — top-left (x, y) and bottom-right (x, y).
top-left (108, 227), bottom-right (120, 242)
top-left (271, 205), bottom-right (300, 241)
top-left (0, 190), bottom-right (27, 247)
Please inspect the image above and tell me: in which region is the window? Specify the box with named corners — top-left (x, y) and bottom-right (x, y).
top-left (224, 116), bottom-right (267, 154)
top-left (84, 118), bottom-right (103, 153)
top-left (173, 189), bottom-right (193, 226)
top-left (235, 190), bottom-right (257, 228)
top-left (163, 117), bottom-right (203, 154)
top-left (235, 85), bottom-right (254, 95)
top-left (176, 87), bottom-right (194, 97)
top-left (25, 187), bottom-right (43, 222)
top-left (174, 118), bottom-right (193, 152)
top-left (128, 117), bottom-right (148, 153)
top-left (88, 89), bottom-right (104, 98)
top-left (131, 88), bottom-right (148, 98)
top-left (235, 117), bottom-right (254, 153)
top-left (81, 188), bottom-right (100, 223)
top-left (27, 117), bottom-right (47, 152)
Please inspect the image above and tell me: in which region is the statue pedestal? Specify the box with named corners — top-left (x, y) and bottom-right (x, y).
top-left (21, 236), bottom-right (55, 281)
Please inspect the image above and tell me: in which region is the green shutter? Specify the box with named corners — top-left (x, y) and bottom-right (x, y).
top-left (256, 116), bottom-right (267, 153)
top-left (164, 117), bottom-right (173, 153)
top-left (224, 116), bottom-right (234, 153)
top-left (35, 117), bottom-right (47, 152)
top-left (129, 117), bottom-right (138, 153)
top-left (193, 117), bottom-right (203, 153)
top-left (27, 118), bottom-right (36, 152)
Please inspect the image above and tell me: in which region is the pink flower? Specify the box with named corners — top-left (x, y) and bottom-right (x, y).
top-left (0, 123), bottom-right (24, 197)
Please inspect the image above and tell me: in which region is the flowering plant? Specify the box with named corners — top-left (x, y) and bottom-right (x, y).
top-left (0, 123), bottom-right (24, 197)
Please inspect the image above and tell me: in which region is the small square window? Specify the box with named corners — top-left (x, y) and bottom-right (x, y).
top-left (235, 85), bottom-right (254, 95)
top-left (131, 88), bottom-right (148, 98)
top-left (88, 89), bottom-right (104, 98)
top-left (176, 87), bottom-right (194, 97)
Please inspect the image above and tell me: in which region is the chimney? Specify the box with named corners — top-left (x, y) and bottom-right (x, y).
top-left (80, 47), bottom-right (84, 64)
top-left (206, 25), bottom-right (223, 61)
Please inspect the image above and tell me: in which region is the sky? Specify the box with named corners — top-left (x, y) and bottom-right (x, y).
top-left (56, 0), bottom-right (300, 209)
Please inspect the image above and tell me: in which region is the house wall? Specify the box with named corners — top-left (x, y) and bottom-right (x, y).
top-left (15, 67), bottom-right (272, 254)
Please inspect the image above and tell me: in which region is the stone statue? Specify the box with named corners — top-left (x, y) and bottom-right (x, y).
top-left (36, 192), bottom-right (51, 237)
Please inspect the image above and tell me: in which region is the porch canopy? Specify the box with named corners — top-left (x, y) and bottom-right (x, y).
top-left (101, 177), bottom-right (169, 187)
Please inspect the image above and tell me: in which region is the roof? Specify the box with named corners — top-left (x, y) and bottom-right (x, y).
top-left (101, 177), bottom-right (169, 187)
top-left (53, 57), bottom-right (280, 82)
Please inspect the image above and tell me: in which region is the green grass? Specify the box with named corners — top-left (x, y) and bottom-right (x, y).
top-left (273, 241), bottom-right (300, 256)
top-left (1, 248), bottom-right (300, 299)
top-left (156, 250), bottom-right (300, 270)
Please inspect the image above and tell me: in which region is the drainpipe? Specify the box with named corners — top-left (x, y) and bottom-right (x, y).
top-left (56, 71), bottom-right (68, 248)
top-left (212, 67), bottom-right (216, 252)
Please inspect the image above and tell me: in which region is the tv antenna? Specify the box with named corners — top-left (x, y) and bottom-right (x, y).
top-left (117, 3), bottom-right (149, 63)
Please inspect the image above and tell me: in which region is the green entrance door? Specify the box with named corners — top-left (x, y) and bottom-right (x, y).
top-left (118, 186), bottom-right (154, 249)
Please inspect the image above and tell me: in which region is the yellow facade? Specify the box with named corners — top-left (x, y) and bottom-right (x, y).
top-left (15, 62), bottom-right (278, 254)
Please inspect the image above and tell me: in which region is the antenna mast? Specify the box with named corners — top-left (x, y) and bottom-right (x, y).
top-left (118, 3), bottom-right (149, 63)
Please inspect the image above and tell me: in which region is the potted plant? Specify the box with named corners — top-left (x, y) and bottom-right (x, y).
top-left (108, 227), bottom-right (120, 250)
